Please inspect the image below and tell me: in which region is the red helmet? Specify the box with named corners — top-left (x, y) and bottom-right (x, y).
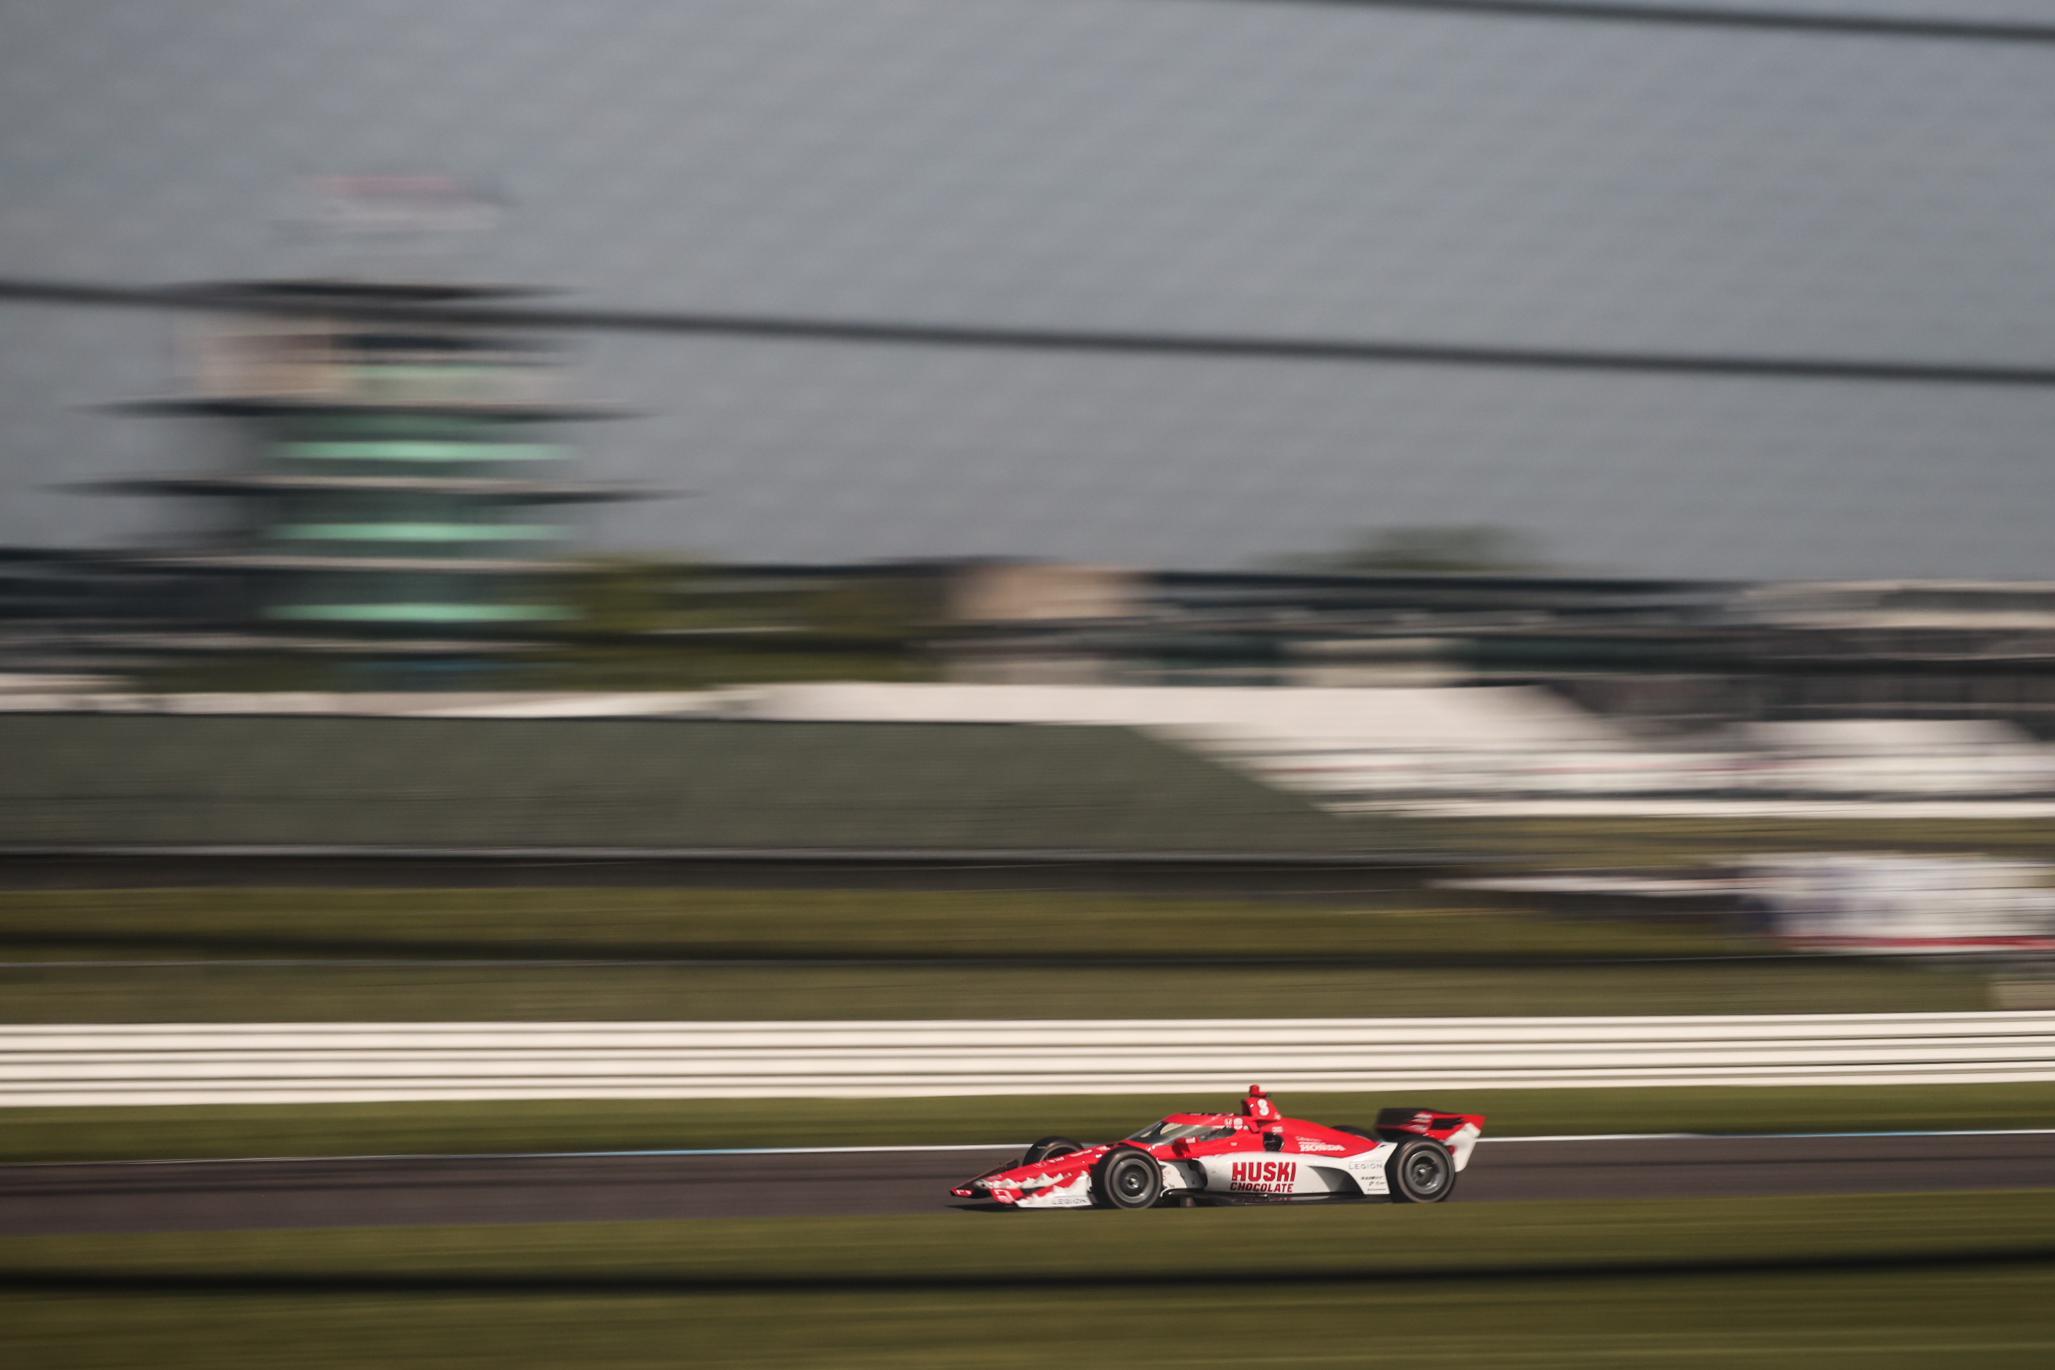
top-left (1240, 1084), bottom-right (1275, 1121)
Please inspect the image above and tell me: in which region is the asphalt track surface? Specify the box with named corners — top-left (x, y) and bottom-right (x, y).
top-left (5, 1133), bottom-right (2055, 1236)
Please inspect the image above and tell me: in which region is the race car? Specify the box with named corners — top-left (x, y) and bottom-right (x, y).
top-left (950, 1086), bottom-right (1484, 1209)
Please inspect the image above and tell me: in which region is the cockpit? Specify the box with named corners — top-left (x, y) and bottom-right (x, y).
top-left (1124, 1117), bottom-right (1243, 1145)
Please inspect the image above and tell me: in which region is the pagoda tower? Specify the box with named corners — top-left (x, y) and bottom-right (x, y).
top-left (95, 280), bottom-right (641, 674)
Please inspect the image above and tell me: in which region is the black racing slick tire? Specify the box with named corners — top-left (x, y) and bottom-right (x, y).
top-left (1386, 1139), bottom-right (1456, 1204)
top-left (1021, 1136), bottom-right (1083, 1167)
top-left (1092, 1146), bottom-right (1162, 1210)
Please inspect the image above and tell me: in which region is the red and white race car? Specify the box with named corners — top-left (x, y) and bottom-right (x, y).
top-left (951, 1086), bottom-right (1484, 1209)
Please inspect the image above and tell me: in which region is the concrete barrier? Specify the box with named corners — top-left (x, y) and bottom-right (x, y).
top-left (4, 1013), bottom-right (2052, 1105)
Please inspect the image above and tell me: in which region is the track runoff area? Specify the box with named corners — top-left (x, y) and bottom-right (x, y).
top-left (5, 1128), bottom-right (2054, 1235)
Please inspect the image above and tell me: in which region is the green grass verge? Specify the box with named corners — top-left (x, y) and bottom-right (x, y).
top-left (0, 956), bottom-right (1990, 1022)
top-left (0, 887), bottom-right (1759, 963)
top-left (0, 882), bottom-right (2004, 1025)
top-left (0, 878), bottom-right (2001, 1023)
top-left (0, 886), bottom-right (1988, 1022)
top-left (8, 1083), bottom-right (2051, 1164)
top-left (7, 1193), bottom-right (2054, 1368)
top-left (0, 714), bottom-right (1390, 853)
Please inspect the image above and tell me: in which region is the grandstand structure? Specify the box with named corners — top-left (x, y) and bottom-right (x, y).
top-left (735, 681), bottom-right (2055, 818)
top-left (944, 567), bottom-right (2055, 737)
top-left (12, 546), bottom-right (2055, 813)
top-left (8, 676), bottom-right (2048, 818)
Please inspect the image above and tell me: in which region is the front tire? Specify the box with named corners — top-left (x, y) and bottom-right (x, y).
top-left (1092, 1147), bottom-right (1162, 1210)
top-left (1020, 1136), bottom-right (1082, 1166)
top-left (1387, 1139), bottom-right (1456, 1204)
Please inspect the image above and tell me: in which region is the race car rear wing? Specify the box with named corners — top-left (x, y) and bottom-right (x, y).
top-left (1373, 1107), bottom-right (1487, 1172)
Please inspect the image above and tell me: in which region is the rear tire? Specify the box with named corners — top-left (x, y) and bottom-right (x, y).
top-left (1020, 1136), bottom-right (1082, 1166)
top-left (1387, 1139), bottom-right (1456, 1204)
top-left (1092, 1147), bottom-right (1162, 1210)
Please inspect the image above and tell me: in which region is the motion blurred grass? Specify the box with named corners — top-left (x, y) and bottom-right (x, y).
top-left (0, 887), bottom-right (1991, 1021)
top-left (0, 715), bottom-right (1383, 854)
top-left (6, 1193), bottom-right (2054, 1368)
top-left (7, 1084), bottom-right (2051, 1163)
top-left (0, 888), bottom-right (1755, 963)
top-left (0, 958), bottom-right (1988, 1022)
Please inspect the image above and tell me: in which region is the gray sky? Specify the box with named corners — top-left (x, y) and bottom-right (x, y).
top-left (4, 0), bottom-right (2055, 576)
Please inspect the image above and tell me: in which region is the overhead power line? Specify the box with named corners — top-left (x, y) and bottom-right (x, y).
top-left (1213, 1), bottom-right (2055, 47)
top-left (6, 274), bottom-right (2055, 389)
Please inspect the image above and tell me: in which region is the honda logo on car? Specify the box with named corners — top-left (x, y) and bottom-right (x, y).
top-left (1228, 1159), bottom-right (1296, 1193)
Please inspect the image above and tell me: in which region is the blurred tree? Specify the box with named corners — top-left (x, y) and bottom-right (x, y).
top-left (528, 556), bottom-right (937, 689)
top-left (563, 556), bottom-right (677, 636)
top-left (1282, 525), bottom-right (1549, 574)
top-left (137, 559), bottom-right (942, 691)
